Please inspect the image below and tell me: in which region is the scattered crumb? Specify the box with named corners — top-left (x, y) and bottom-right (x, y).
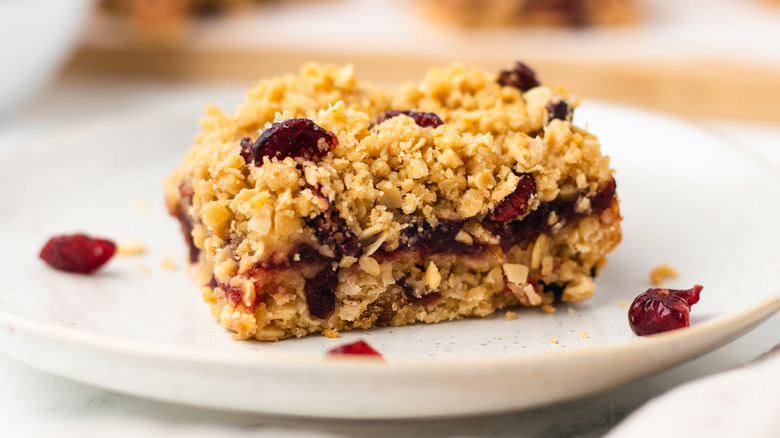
top-left (541, 304), bottom-right (556, 314)
top-left (649, 263), bottom-right (679, 285)
top-left (322, 328), bottom-right (340, 338)
top-left (160, 257), bottom-right (177, 271)
top-left (580, 332), bottom-right (589, 339)
top-left (505, 310), bottom-right (517, 321)
top-left (133, 195), bottom-right (149, 213)
top-left (618, 300), bottom-right (628, 308)
top-left (549, 336), bottom-right (558, 344)
top-left (117, 239), bottom-right (145, 255)
top-left (136, 264), bottom-right (149, 275)
top-left (547, 347), bottom-right (556, 354)
top-left (568, 307), bottom-right (576, 314)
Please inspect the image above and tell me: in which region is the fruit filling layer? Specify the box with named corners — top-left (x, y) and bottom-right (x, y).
top-left (172, 170), bottom-right (617, 327)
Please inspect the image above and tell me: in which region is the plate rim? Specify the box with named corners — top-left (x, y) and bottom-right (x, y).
top-left (2, 290), bottom-right (780, 369)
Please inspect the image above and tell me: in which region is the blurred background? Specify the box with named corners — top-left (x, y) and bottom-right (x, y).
top-left (2, 0), bottom-right (780, 122)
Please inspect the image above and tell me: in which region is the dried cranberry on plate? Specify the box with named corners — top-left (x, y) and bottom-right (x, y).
top-left (39, 234), bottom-right (116, 274)
top-left (628, 285), bottom-right (703, 336)
top-left (327, 340), bottom-right (384, 358)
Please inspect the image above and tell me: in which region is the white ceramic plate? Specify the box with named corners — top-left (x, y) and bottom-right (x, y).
top-left (1, 100), bottom-right (779, 419)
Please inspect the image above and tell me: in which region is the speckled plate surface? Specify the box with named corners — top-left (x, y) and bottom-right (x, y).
top-left (1, 99), bottom-right (779, 418)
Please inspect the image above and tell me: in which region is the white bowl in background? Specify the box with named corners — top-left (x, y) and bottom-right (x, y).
top-left (0, 0), bottom-right (94, 116)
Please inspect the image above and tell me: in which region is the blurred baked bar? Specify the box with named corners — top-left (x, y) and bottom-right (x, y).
top-left (98, 0), bottom-right (258, 44)
top-left (418, 0), bottom-right (636, 26)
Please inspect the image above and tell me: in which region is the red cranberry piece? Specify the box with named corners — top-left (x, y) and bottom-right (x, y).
top-left (174, 183), bottom-right (199, 262)
top-left (487, 172), bottom-right (536, 223)
top-left (178, 182), bottom-right (194, 198)
top-left (546, 101), bottom-right (571, 123)
top-left (252, 118), bottom-right (338, 166)
top-left (496, 177), bottom-right (616, 250)
top-left (305, 266), bottom-right (338, 319)
top-left (397, 218), bottom-right (482, 256)
top-left (239, 136), bottom-right (254, 164)
top-left (376, 110), bottom-right (443, 128)
top-left (498, 62), bottom-right (540, 91)
top-left (224, 284), bottom-right (242, 307)
top-left (174, 205), bottom-right (200, 263)
top-left (305, 188), bottom-right (362, 258)
top-left (39, 234), bottom-right (116, 274)
top-left (628, 285), bottom-right (703, 336)
top-left (326, 340), bottom-right (384, 358)
top-left (209, 276), bottom-right (260, 311)
top-left (590, 178), bottom-right (617, 212)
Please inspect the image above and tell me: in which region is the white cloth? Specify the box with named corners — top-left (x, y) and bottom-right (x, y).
top-left (607, 345), bottom-right (780, 438)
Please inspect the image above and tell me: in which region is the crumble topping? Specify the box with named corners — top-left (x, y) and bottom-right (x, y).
top-left (166, 63), bottom-right (612, 286)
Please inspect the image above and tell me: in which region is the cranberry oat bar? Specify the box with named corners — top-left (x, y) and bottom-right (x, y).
top-left (165, 62), bottom-right (622, 340)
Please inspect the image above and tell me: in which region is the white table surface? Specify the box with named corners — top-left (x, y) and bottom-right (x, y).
top-left (1, 74), bottom-right (779, 438)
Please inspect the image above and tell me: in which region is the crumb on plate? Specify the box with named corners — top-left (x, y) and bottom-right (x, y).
top-left (133, 195), bottom-right (149, 213)
top-left (649, 262), bottom-right (679, 285)
top-left (323, 328), bottom-right (340, 338)
top-left (117, 239), bottom-right (146, 255)
top-left (160, 257), bottom-right (177, 270)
